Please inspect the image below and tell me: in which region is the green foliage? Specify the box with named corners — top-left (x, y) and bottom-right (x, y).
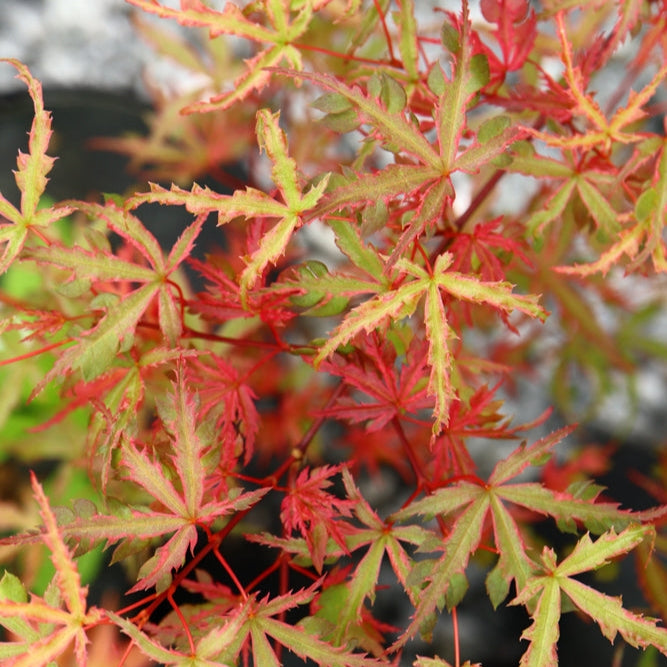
top-left (1, 1), bottom-right (667, 665)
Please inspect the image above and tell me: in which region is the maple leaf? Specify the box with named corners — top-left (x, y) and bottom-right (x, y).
top-left (224, 584), bottom-right (384, 667)
top-left (34, 346), bottom-right (196, 490)
top-left (107, 607), bottom-right (244, 667)
top-left (512, 527), bottom-right (667, 666)
top-left (133, 109), bottom-right (329, 303)
top-left (53, 371), bottom-right (268, 592)
top-left (479, 0), bottom-right (537, 74)
top-left (430, 382), bottom-right (513, 480)
top-left (556, 136), bottom-right (667, 275)
top-left (281, 464), bottom-right (355, 573)
top-left (311, 469), bottom-right (430, 646)
top-left (0, 474), bottom-right (103, 667)
top-left (319, 334), bottom-right (432, 432)
top-left (507, 140), bottom-right (622, 238)
top-left (125, 0), bottom-right (313, 113)
top-left (523, 13), bottom-right (667, 153)
top-left (189, 353), bottom-right (260, 466)
top-left (24, 201), bottom-right (204, 380)
top-left (112, 581), bottom-right (383, 667)
top-left (187, 252), bottom-right (298, 328)
top-left (388, 426), bottom-right (667, 647)
top-left (275, 0), bottom-right (521, 265)
top-left (443, 217), bottom-right (534, 282)
top-left (314, 252), bottom-right (546, 433)
top-left (0, 59), bottom-right (74, 275)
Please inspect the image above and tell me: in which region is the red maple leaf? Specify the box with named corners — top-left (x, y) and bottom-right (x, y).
top-left (281, 464), bottom-right (355, 573)
top-left (319, 333), bottom-right (433, 432)
top-left (189, 353), bottom-right (260, 466)
top-left (480, 0), bottom-right (537, 75)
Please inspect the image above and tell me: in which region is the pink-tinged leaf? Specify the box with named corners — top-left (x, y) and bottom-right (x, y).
top-left (63, 510), bottom-right (188, 546)
top-left (487, 494), bottom-right (536, 608)
top-left (556, 527), bottom-right (648, 578)
top-left (455, 119), bottom-right (522, 174)
top-left (256, 109), bottom-right (301, 209)
top-left (327, 219), bottom-right (385, 281)
top-left (423, 277), bottom-right (456, 434)
top-left (161, 369), bottom-right (206, 518)
top-left (281, 465), bottom-right (355, 573)
top-left (124, 0), bottom-right (276, 40)
top-left (315, 282), bottom-right (422, 360)
top-left (76, 282), bottom-right (158, 381)
top-left (395, 0), bottom-right (419, 83)
top-left (393, 493), bottom-right (490, 648)
top-left (315, 164), bottom-right (442, 219)
top-left (184, 43), bottom-right (302, 114)
top-left (496, 483), bottom-right (635, 534)
top-left (513, 528), bottom-right (667, 665)
top-left (190, 354), bottom-right (259, 465)
top-left (240, 211), bottom-right (300, 296)
top-left (250, 623), bottom-right (282, 667)
top-left (238, 110), bottom-right (329, 296)
top-left (319, 335), bottom-right (432, 432)
top-left (215, 584), bottom-right (384, 666)
top-left (134, 523), bottom-right (199, 593)
top-left (2, 60), bottom-right (53, 219)
top-left (436, 4), bottom-right (489, 172)
top-left (107, 609), bottom-right (220, 665)
top-left (0, 476), bottom-right (102, 667)
top-left (332, 537), bottom-right (387, 640)
top-left (126, 1), bottom-right (312, 112)
top-left (134, 118), bottom-right (329, 301)
top-left (57, 486), bottom-right (268, 592)
top-left (516, 576), bottom-right (561, 667)
top-left (158, 283), bottom-right (182, 346)
top-left (489, 426), bottom-right (576, 486)
top-left (525, 15), bottom-right (667, 151)
top-left (341, 468), bottom-right (428, 604)
top-left (390, 482), bottom-right (482, 524)
top-left (480, 0), bottom-right (537, 72)
top-left (388, 177), bottom-right (453, 268)
top-left (557, 138), bottom-right (667, 276)
top-left (426, 254), bottom-right (547, 322)
top-left (25, 243), bottom-right (157, 283)
top-left (0, 619), bottom-right (80, 667)
top-left (560, 577), bottom-right (667, 656)
top-left (259, 617), bottom-right (385, 666)
top-left (30, 472), bottom-right (86, 619)
top-left (0, 60), bottom-right (73, 274)
top-left (166, 211), bottom-right (206, 269)
top-left (84, 201), bottom-right (165, 270)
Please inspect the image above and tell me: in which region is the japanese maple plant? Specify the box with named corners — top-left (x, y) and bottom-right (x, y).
top-left (2, 0), bottom-right (667, 665)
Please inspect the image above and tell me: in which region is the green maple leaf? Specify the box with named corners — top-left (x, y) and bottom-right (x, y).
top-left (0, 60), bottom-right (74, 275)
top-left (507, 141), bottom-right (621, 238)
top-left (512, 527), bottom-right (667, 667)
top-left (25, 201), bottom-right (203, 380)
top-left (556, 136), bottom-right (667, 276)
top-left (388, 426), bottom-right (663, 648)
top-left (313, 469), bottom-right (429, 647)
top-left (54, 371), bottom-right (268, 592)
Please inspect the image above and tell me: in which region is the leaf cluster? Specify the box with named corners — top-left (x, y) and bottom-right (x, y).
top-left (1, 0), bottom-right (667, 665)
